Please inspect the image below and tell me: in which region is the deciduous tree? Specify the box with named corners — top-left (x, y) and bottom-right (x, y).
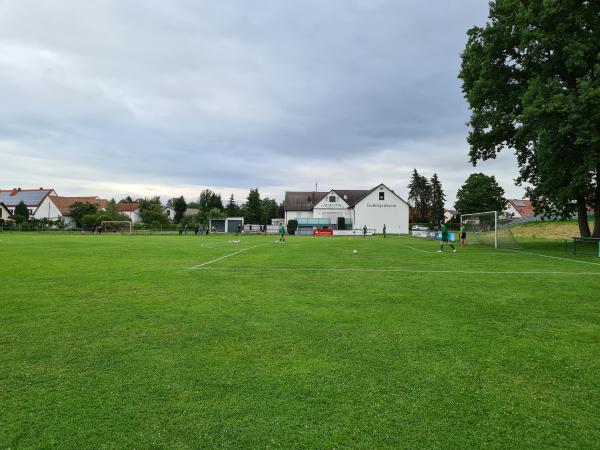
top-left (460, 0), bottom-right (600, 236)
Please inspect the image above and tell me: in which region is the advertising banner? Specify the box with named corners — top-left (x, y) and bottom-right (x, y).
top-left (313, 229), bottom-right (334, 236)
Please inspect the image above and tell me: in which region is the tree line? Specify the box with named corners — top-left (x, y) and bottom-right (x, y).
top-left (122, 188), bottom-right (283, 228)
top-left (408, 170), bottom-right (507, 224)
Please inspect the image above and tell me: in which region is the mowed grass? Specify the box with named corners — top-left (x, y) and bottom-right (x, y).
top-left (1, 233), bottom-right (599, 449)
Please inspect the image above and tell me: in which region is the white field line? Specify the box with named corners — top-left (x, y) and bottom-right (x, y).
top-left (400, 244), bottom-right (434, 254)
top-left (500, 248), bottom-right (600, 267)
top-left (190, 266), bottom-right (600, 276)
top-left (190, 244), bottom-right (268, 269)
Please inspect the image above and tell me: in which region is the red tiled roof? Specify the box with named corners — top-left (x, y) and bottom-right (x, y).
top-left (50, 196), bottom-right (109, 215)
top-left (118, 202), bottom-right (140, 212)
top-left (507, 199), bottom-right (534, 217)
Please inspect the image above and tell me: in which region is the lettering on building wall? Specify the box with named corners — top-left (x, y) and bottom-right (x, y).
top-left (366, 203), bottom-right (397, 208)
top-left (315, 203), bottom-right (344, 208)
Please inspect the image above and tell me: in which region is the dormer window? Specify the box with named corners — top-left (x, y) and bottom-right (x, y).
top-left (329, 196), bottom-right (336, 202)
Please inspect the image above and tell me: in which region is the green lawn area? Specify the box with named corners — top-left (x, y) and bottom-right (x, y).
top-left (1, 233), bottom-right (599, 449)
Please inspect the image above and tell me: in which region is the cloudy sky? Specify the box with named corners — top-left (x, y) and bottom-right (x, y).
top-left (0, 0), bottom-right (525, 206)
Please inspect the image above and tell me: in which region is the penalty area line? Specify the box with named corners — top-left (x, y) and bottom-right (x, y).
top-left (190, 266), bottom-right (600, 276)
top-left (189, 243), bottom-right (269, 269)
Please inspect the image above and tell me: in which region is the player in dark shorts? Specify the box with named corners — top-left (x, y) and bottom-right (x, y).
top-left (278, 224), bottom-right (286, 243)
top-left (438, 223), bottom-right (456, 253)
top-left (460, 224), bottom-right (467, 246)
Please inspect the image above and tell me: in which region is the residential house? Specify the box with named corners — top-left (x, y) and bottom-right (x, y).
top-left (0, 188), bottom-right (59, 220)
top-left (118, 202), bottom-right (142, 223)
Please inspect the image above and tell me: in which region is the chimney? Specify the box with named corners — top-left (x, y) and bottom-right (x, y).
top-left (39, 187), bottom-right (43, 190)
top-left (17, 187), bottom-right (21, 191)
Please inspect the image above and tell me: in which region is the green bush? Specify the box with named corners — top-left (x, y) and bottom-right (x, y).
top-left (287, 219), bottom-right (298, 235)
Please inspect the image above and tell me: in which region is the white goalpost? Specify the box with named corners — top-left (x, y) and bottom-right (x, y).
top-left (101, 220), bottom-right (133, 234)
top-left (460, 211), bottom-right (519, 249)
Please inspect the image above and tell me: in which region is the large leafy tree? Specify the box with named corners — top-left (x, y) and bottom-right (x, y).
top-left (430, 173), bottom-right (446, 225)
top-left (460, 0), bottom-right (600, 237)
top-left (172, 196), bottom-right (187, 223)
top-left (407, 169), bottom-right (431, 221)
top-left (454, 173), bottom-right (506, 214)
top-left (138, 197), bottom-right (169, 227)
top-left (69, 202), bottom-right (98, 227)
top-left (245, 188), bottom-right (262, 224)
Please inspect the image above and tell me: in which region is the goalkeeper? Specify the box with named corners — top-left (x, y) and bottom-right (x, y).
top-left (438, 223), bottom-right (456, 253)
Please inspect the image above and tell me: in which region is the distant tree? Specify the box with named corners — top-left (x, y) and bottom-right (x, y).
top-left (11, 201), bottom-right (30, 224)
top-left (119, 196), bottom-right (134, 204)
top-left (209, 193), bottom-right (223, 211)
top-left (454, 173), bottom-right (506, 214)
top-left (260, 198), bottom-right (278, 225)
top-left (82, 214), bottom-right (98, 228)
top-left (138, 198), bottom-right (169, 227)
top-left (277, 202), bottom-right (285, 219)
top-left (225, 194), bottom-right (242, 217)
top-left (407, 169), bottom-right (431, 221)
top-left (208, 208), bottom-right (225, 219)
top-left (245, 188), bottom-right (262, 224)
top-left (430, 173), bottom-right (446, 225)
top-left (459, 0), bottom-right (600, 236)
top-left (173, 196), bottom-right (187, 223)
top-left (69, 202), bottom-right (98, 227)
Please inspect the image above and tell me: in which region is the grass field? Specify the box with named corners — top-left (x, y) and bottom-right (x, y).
top-left (1, 233), bottom-right (599, 449)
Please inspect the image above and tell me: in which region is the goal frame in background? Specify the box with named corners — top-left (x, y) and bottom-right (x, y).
top-left (460, 210), bottom-right (498, 249)
top-left (101, 220), bottom-right (133, 234)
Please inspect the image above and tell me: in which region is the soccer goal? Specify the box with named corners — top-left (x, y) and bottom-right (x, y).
top-left (460, 211), bottom-right (519, 249)
top-left (101, 220), bottom-right (132, 234)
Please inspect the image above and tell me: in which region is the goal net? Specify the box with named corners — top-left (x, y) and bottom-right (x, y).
top-left (460, 211), bottom-right (520, 249)
top-left (101, 220), bottom-right (132, 234)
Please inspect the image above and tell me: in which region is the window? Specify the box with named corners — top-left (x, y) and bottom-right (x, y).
top-left (329, 195), bottom-right (336, 202)
top-left (166, 210), bottom-right (171, 216)
top-left (379, 192), bottom-right (385, 200)
top-left (28, 209), bottom-right (33, 214)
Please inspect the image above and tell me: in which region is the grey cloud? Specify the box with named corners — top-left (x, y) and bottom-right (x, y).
top-left (0, 0), bottom-right (524, 206)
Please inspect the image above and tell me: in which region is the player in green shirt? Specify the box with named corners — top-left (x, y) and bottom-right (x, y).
top-left (278, 224), bottom-right (286, 243)
top-left (438, 223), bottom-right (456, 253)
top-left (383, 224), bottom-right (387, 238)
top-left (363, 225), bottom-right (367, 238)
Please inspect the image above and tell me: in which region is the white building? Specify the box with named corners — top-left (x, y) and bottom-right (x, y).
top-left (505, 199), bottom-right (534, 219)
top-left (49, 196), bottom-right (109, 226)
top-left (0, 188), bottom-right (60, 220)
top-left (284, 184), bottom-right (409, 234)
top-left (118, 202), bottom-right (143, 223)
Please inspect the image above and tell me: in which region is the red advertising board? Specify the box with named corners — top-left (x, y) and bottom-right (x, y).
top-left (313, 229), bottom-right (333, 236)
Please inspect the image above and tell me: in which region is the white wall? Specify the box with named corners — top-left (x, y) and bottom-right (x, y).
top-left (353, 185), bottom-right (409, 234)
top-left (504, 202), bottom-right (522, 218)
top-left (285, 210), bottom-right (313, 221)
top-left (123, 209), bottom-right (143, 223)
top-left (33, 196), bottom-right (62, 220)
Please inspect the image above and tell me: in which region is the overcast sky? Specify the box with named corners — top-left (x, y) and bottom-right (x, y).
top-left (0, 0), bottom-right (525, 207)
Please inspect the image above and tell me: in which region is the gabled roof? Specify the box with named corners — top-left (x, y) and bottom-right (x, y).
top-left (284, 192), bottom-right (328, 211)
top-left (0, 188), bottom-right (56, 207)
top-left (331, 190), bottom-right (370, 207)
top-left (507, 199), bottom-right (534, 217)
top-left (50, 196), bottom-right (109, 215)
top-left (118, 202), bottom-right (140, 212)
top-left (285, 184), bottom-right (408, 211)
